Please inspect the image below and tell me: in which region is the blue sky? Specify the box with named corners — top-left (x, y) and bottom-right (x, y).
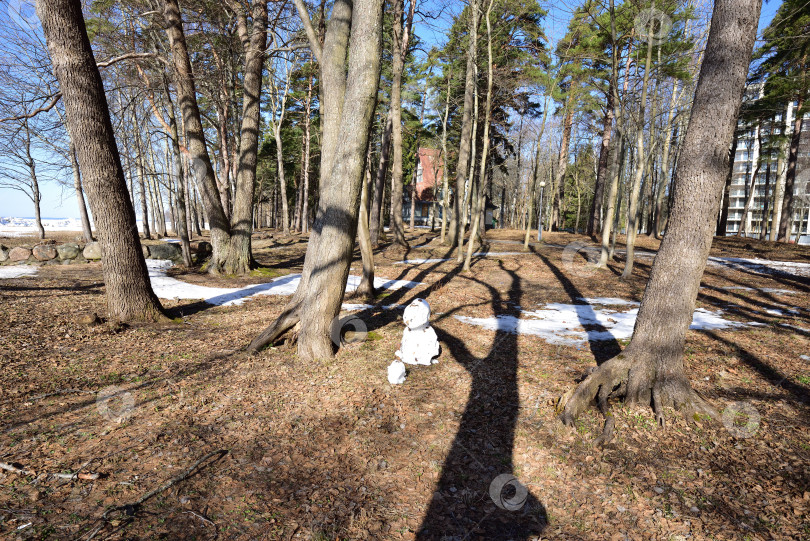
top-left (0, 0), bottom-right (784, 219)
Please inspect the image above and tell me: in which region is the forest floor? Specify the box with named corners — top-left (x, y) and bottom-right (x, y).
top-left (0, 228), bottom-right (808, 540)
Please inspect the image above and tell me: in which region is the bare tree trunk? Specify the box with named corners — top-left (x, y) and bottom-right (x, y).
top-left (162, 74), bottom-right (193, 266)
top-left (38, 0), bottom-right (164, 321)
top-left (760, 154), bottom-right (772, 240)
top-left (70, 143), bottom-right (94, 242)
top-left (463, 0), bottom-right (495, 271)
top-left (562, 0), bottom-right (761, 430)
top-left (222, 0), bottom-right (268, 273)
top-left (769, 101), bottom-right (791, 240)
top-left (130, 105), bottom-right (151, 240)
top-left (388, 0), bottom-right (414, 248)
top-left (524, 96), bottom-right (551, 249)
top-left (777, 94), bottom-right (805, 242)
top-left (717, 130), bottom-right (737, 237)
top-left (146, 166), bottom-right (159, 237)
top-left (738, 123), bottom-right (762, 237)
top-left (249, 0), bottom-right (383, 359)
top-left (439, 72), bottom-right (452, 244)
top-left (163, 0), bottom-right (230, 269)
top-left (301, 73), bottom-right (313, 235)
top-left (447, 0), bottom-right (480, 247)
top-left (24, 122), bottom-right (45, 240)
top-left (458, 73), bottom-right (479, 262)
top-left (370, 112), bottom-right (392, 245)
top-left (215, 104), bottom-right (232, 221)
top-left (621, 31), bottom-right (655, 280)
top-left (551, 93), bottom-right (575, 231)
top-left (356, 144), bottom-right (376, 297)
top-left (589, 83), bottom-right (614, 237)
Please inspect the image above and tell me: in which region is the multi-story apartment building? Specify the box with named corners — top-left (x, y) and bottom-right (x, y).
top-left (725, 86), bottom-right (810, 244)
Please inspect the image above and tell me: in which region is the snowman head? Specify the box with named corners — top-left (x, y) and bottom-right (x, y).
top-left (403, 298), bottom-right (431, 330)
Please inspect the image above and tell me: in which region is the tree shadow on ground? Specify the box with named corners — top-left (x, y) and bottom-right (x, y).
top-left (416, 261), bottom-right (547, 540)
top-left (538, 253), bottom-right (622, 365)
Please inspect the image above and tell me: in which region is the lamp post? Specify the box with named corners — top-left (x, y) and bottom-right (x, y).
top-left (537, 181), bottom-right (546, 242)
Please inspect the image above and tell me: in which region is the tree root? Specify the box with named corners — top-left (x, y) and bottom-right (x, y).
top-left (558, 353), bottom-right (717, 445)
top-left (247, 302), bottom-right (302, 353)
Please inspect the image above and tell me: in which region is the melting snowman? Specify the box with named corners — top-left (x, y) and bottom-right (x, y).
top-left (388, 299), bottom-right (440, 385)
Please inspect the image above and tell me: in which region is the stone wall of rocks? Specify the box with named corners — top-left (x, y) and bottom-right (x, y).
top-left (0, 240), bottom-right (211, 266)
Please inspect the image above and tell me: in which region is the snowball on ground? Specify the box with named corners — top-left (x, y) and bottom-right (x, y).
top-left (387, 360), bottom-right (406, 384)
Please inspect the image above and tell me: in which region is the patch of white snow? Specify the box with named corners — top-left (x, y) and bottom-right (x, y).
top-left (146, 259), bottom-right (421, 307)
top-left (0, 266), bottom-right (38, 279)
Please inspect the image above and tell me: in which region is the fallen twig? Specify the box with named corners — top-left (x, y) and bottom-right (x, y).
top-left (101, 449), bottom-right (228, 521)
top-left (0, 462), bottom-right (100, 480)
top-left (184, 510), bottom-right (215, 527)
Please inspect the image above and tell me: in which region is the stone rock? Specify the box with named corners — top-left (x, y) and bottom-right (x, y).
top-left (83, 242), bottom-right (102, 260)
top-left (0, 244), bottom-right (8, 262)
top-left (190, 241), bottom-right (212, 254)
top-left (33, 244), bottom-right (57, 261)
top-left (396, 298), bottom-right (440, 366)
top-left (56, 243), bottom-right (81, 260)
top-left (9, 247), bottom-right (32, 262)
top-left (387, 360), bottom-right (406, 385)
top-left (148, 242), bottom-right (182, 260)
top-left (77, 312), bottom-right (101, 326)
top-left (40, 239), bottom-right (55, 245)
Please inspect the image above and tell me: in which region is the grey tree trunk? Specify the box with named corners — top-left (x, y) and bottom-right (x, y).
top-left (769, 104), bottom-right (791, 241)
top-left (439, 73), bottom-right (452, 244)
top-left (562, 0), bottom-right (762, 430)
top-left (301, 72), bottom-right (313, 234)
top-left (738, 122), bottom-right (762, 238)
top-left (777, 94), bottom-right (805, 242)
top-left (458, 71), bottom-right (479, 261)
top-left (463, 0), bottom-right (495, 272)
top-left (388, 0), bottom-right (413, 248)
top-left (38, 0), bottom-right (164, 321)
top-left (551, 93), bottom-right (575, 231)
top-left (130, 105), bottom-right (151, 240)
top-left (589, 83), bottom-right (614, 237)
top-left (162, 74), bottom-right (193, 266)
top-left (163, 0), bottom-right (231, 270)
top-left (356, 144), bottom-right (376, 297)
top-left (222, 0), bottom-right (268, 273)
top-left (249, 0), bottom-right (383, 359)
top-left (524, 95), bottom-right (550, 249)
top-left (621, 32), bottom-right (655, 279)
top-left (446, 0), bottom-right (480, 247)
top-left (70, 143), bottom-right (94, 242)
top-left (370, 112), bottom-right (393, 245)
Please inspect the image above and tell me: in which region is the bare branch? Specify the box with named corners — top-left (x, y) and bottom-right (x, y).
top-left (0, 93), bottom-right (62, 122)
top-left (293, 0), bottom-right (322, 64)
top-left (96, 51), bottom-right (160, 68)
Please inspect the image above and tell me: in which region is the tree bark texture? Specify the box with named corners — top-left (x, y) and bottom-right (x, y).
top-left (250, 0), bottom-right (383, 359)
top-left (562, 0), bottom-right (762, 430)
top-left (70, 143), bottom-right (95, 243)
top-left (446, 0), bottom-right (479, 247)
top-left (38, 0), bottom-right (164, 321)
top-left (777, 95), bottom-right (805, 242)
top-left (164, 0), bottom-right (231, 270)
